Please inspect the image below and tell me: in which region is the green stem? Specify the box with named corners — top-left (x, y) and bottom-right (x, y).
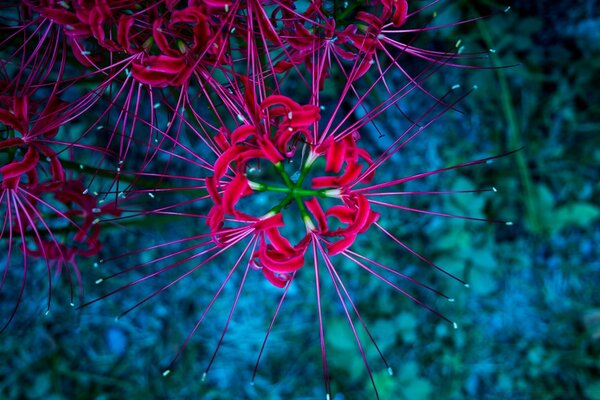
top-left (477, 19), bottom-right (538, 230)
top-left (293, 192), bottom-right (311, 221)
top-left (60, 159), bottom-right (139, 185)
top-left (274, 162), bottom-right (294, 187)
top-left (268, 192), bottom-right (294, 215)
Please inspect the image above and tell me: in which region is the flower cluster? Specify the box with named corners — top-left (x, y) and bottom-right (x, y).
top-left (206, 94), bottom-right (381, 287)
top-left (1, 0), bottom-right (508, 397)
top-left (0, 88), bottom-right (121, 329)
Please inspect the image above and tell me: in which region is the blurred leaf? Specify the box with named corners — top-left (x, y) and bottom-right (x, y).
top-left (469, 267), bottom-right (496, 295)
top-left (370, 369), bottom-right (396, 400)
top-left (554, 202), bottom-right (600, 230)
top-left (586, 381), bottom-right (600, 400)
top-left (395, 362), bottom-right (433, 400)
top-left (525, 184), bottom-right (599, 234)
top-left (394, 312), bottom-right (417, 344)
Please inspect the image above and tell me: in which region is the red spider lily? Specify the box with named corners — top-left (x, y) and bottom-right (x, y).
top-left (0, 87), bottom-right (119, 330)
top-left (0, 184), bottom-right (120, 327)
top-left (2, 0), bottom-right (513, 398)
top-left (87, 84), bottom-right (513, 399)
top-left (0, 166), bottom-right (120, 330)
top-left (205, 99), bottom-right (380, 287)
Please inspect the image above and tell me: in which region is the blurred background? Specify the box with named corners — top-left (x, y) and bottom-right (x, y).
top-left (1, 1), bottom-right (599, 399)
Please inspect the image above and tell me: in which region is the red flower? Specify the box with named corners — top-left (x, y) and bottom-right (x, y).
top-left (203, 95), bottom-right (380, 288)
top-left (131, 55), bottom-right (193, 88)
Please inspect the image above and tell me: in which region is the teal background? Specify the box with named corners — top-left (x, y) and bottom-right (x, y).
top-left (1, 1), bottom-right (599, 399)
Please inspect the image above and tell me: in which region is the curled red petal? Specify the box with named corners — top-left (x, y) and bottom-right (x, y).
top-left (311, 175), bottom-right (338, 189)
top-left (131, 56), bottom-right (191, 88)
top-left (343, 195), bottom-right (371, 235)
top-left (0, 146), bottom-right (39, 181)
top-left (325, 139), bottom-right (346, 173)
top-left (274, 125), bottom-right (299, 154)
top-left (222, 174), bottom-right (249, 215)
top-left (262, 268), bottom-right (289, 288)
top-left (171, 6), bottom-right (209, 24)
top-left (356, 12), bottom-right (384, 28)
top-left (67, 37), bottom-right (93, 67)
top-left (359, 210), bottom-right (380, 234)
top-left (214, 128), bottom-right (230, 151)
top-left (203, 0), bottom-right (233, 8)
top-left (231, 125), bottom-right (258, 144)
top-left (257, 135), bottom-right (283, 164)
top-left (207, 204), bottom-right (224, 231)
top-left (287, 105), bottom-right (320, 128)
top-left (117, 15), bottom-right (135, 53)
top-left (390, 0), bottom-right (408, 27)
top-left (13, 97), bottom-right (28, 124)
top-left (266, 227), bottom-right (295, 255)
top-left (0, 108), bottom-right (26, 133)
top-left (0, 137), bottom-right (24, 150)
top-left (259, 247), bottom-right (305, 274)
top-left (305, 197), bottom-right (327, 232)
top-left (337, 162), bottom-right (363, 186)
top-left (36, 143), bottom-right (65, 187)
top-left (260, 95), bottom-right (301, 113)
top-left (205, 176), bottom-right (221, 204)
top-left (213, 145), bottom-right (244, 179)
top-left (253, 213), bottom-right (284, 231)
top-left (326, 205), bottom-right (355, 224)
top-left (153, 19), bottom-right (174, 55)
top-left (274, 60), bottom-right (294, 73)
top-left (327, 235), bottom-right (356, 256)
